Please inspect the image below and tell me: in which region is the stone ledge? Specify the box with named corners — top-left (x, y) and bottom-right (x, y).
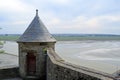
top-left (47, 48), bottom-right (116, 80)
top-left (0, 67), bottom-right (19, 79)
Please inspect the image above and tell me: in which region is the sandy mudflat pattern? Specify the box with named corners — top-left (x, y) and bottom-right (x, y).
top-left (2, 41), bottom-right (120, 74)
top-left (0, 54), bottom-right (18, 68)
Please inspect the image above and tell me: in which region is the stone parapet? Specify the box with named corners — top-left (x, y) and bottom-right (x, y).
top-left (47, 48), bottom-right (116, 80)
top-left (0, 67), bottom-right (19, 79)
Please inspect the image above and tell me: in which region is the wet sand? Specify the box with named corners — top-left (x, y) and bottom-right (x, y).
top-left (0, 54), bottom-right (18, 69)
top-left (2, 41), bottom-right (120, 74)
top-left (56, 41), bottom-right (120, 74)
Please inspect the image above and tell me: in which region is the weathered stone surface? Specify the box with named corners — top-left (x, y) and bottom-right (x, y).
top-left (17, 9), bottom-right (56, 79)
top-left (18, 42), bottom-right (55, 79)
top-left (0, 67), bottom-right (19, 79)
top-left (47, 48), bottom-right (116, 80)
top-left (47, 56), bottom-right (100, 80)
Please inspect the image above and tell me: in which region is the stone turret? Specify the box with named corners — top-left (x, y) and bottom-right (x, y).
top-left (17, 10), bottom-right (56, 79)
top-left (17, 9), bottom-right (56, 42)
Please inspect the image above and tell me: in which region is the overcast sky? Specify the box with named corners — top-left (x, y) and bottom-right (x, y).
top-left (0, 0), bottom-right (120, 34)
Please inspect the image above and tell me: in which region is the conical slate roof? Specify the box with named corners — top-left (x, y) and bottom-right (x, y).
top-left (17, 10), bottom-right (56, 42)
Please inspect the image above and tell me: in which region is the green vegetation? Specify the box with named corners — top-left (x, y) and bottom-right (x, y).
top-left (0, 35), bottom-right (120, 41)
top-left (0, 50), bottom-right (4, 53)
top-left (0, 41), bottom-right (4, 45)
top-left (0, 35), bottom-right (20, 41)
top-left (54, 36), bottom-right (120, 41)
top-left (0, 41), bottom-right (5, 54)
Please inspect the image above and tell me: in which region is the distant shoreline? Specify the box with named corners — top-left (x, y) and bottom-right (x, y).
top-left (0, 34), bottom-right (120, 41)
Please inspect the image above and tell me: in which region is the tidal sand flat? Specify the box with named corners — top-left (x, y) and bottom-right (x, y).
top-left (0, 54), bottom-right (18, 68)
top-left (56, 41), bottom-right (120, 74)
top-left (2, 41), bottom-right (120, 74)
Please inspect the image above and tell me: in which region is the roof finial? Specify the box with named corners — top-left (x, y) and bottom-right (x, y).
top-left (36, 9), bottom-right (38, 16)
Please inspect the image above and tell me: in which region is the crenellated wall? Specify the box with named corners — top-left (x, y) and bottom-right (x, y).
top-left (47, 48), bottom-right (116, 80)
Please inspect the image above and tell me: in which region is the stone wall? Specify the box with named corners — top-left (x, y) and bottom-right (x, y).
top-left (18, 42), bottom-right (55, 79)
top-left (47, 48), bottom-right (116, 80)
top-left (18, 42), bottom-right (47, 79)
top-left (47, 57), bottom-right (100, 80)
top-left (0, 67), bottom-right (19, 79)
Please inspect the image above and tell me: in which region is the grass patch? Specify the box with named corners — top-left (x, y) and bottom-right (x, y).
top-left (54, 36), bottom-right (120, 41)
top-left (0, 35), bottom-right (120, 41)
top-left (0, 41), bottom-right (4, 45)
top-left (0, 35), bottom-right (20, 41)
top-left (0, 50), bottom-right (4, 53)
